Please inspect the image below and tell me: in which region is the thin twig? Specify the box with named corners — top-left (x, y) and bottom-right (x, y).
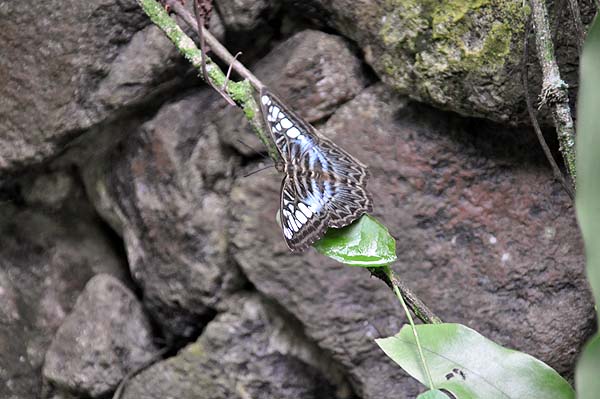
top-left (112, 346), bottom-right (170, 399)
top-left (165, 0), bottom-right (263, 90)
top-left (522, 20), bottom-right (575, 201)
top-left (193, 0), bottom-right (235, 105)
top-left (368, 267), bottom-right (442, 325)
top-left (224, 51), bottom-right (243, 90)
top-left (529, 0), bottom-right (577, 182)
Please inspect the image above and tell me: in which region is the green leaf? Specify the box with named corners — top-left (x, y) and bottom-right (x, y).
top-left (417, 389), bottom-right (464, 399)
top-left (376, 323), bottom-right (574, 399)
top-left (576, 12), bottom-right (600, 325)
top-left (577, 335), bottom-right (600, 398)
top-left (313, 215), bottom-right (397, 267)
top-left (575, 16), bottom-right (600, 399)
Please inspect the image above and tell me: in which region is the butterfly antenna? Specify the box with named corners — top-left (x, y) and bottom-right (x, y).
top-left (236, 139), bottom-right (270, 160)
top-left (242, 164), bottom-right (275, 178)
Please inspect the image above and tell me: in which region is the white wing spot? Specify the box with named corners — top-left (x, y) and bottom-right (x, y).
top-left (295, 210), bottom-right (308, 224)
top-left (288, 217), bottom-right (300, 232)
top-left (280, 118), bottom-right (292, 129)
top-left (261, 95), bottom-right (271, 105)
top-left (270, 106), bottom-right (280, 118)
top-left (286, 127), bottom-right (300, 138)
top-left (284, 228), bottom-right (293, 239)
top-left (275, 123), bottom-right (282, 132)
top-left (298, 203), bottom-right (313, 217)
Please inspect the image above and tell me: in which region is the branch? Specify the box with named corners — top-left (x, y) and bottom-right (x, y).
top-left (136, 0), bottom-right (278, 160)
top-left (369, 267), bottom-right (442, 325)
top-left (529, 0), bottom-right (577, 182)
top-left (165, 0), bottom-right (262, 90)
top-left (193, 0), bottom-right (235, 106)
top-left (522, 20), bottom-right (575, 201)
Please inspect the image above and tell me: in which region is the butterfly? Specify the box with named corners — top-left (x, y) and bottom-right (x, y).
top-left (259, 87), bottom-right (373, 252)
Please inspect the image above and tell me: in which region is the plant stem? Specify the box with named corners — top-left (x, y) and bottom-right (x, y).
top-left (165, 0), bottom-right (263, 89)
top-left (384, 266), bottom-right (435, 390)
top-left (522, 19), bottom-right (575, 201)
top-left (529, 0), bottom-right (577, 182)
top-left (369, 267), bottom-right (442, 325)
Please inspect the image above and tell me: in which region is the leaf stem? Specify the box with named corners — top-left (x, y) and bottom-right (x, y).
top-left (384, 265), bottom-right (435, 390)
top-left (369, 267), bottom-right (442, 325)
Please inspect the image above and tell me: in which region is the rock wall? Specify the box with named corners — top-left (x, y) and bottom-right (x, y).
top-left (0, 1), bottom-right (595, 398)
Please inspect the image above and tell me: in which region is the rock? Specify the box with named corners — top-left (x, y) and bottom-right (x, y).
top-left (82, 89), bottom-right (245, 339)
top-left (43, 274), bottom-right (157, 398)
top-left (0, 0), bottom-right (186, 174)
top-left (218, 29), bottom-right (371, 156)
top-left (0, 194), bottom-right (127, 398)
top-left (21, 170), bottom-right (75, 211)
top-left (121, 293), bottom-right (342, 399)
top-left (215, 0), bottom-right (278, 32)
top-left (228, 84), bottom-right (594, 397)
top-left (91, 23), bottom-right (183, 115)
top-left (284, 0), bottom-right (595, 124)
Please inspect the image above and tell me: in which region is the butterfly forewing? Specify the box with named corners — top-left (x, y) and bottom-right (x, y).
top-left (260, 87), bottom-right (373, 252)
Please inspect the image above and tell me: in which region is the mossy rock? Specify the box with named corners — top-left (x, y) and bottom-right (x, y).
top-left (289, 0), bottom-right (588, 124)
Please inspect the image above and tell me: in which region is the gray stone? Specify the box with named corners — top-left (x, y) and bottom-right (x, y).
top-left (21, 170), bottom-right (75, 211)
top-left (218, 29), bottom-right (371, 156)
top-left (0, 0), bottom-right (185, 174)
top-left (43, 274), bottom-right (157, 398)
top-left (82, 90), bottom-right (245, 339)
top-left (91, 23), bottom-right (181, 114)
top-left (228, 84), bottom-right (594, 398)
top-left (215, 0), bottom-right (278, 32)
top-left (0, 193), bottom-right (127, 399)
top-left (121, 293), bottom-right (342, 399)
top-left (284, 0), bottom-right (596, 124)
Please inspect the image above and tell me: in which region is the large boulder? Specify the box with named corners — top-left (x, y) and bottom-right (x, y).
top-left (0, 0), bottom-right (185, 174)
top-left (43, 274), bottom-right (157, 398)
top-left (283, 0), bottom-right (594, 123)
top-left (82, 90), bottom-right (245, 340)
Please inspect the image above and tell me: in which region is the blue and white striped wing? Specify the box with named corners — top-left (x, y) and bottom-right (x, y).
top-left (260, 87), bottom-right (372, 252)
top-left (279, 177), bottom-right (331, 251)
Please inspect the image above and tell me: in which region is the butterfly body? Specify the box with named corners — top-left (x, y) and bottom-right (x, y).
top-left (260, 88), bottom-right (373, 252)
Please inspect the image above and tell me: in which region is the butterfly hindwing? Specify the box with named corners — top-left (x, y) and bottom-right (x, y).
top-left (260, 87), bottom-right (372, 251)
top-left (280, 177), bottom-right (330, 251)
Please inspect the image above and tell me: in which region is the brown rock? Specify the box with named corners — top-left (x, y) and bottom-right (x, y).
top-left (218, 29), bottom-right (371, 156)
top-left (0, 0), bottom-right (186, 174)
top-left (83, 89), bottom-right (245, 339)
top-left (43, 275), bottom-right (156, 398)
top-left (121, 293), bottom-right (341, 399)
